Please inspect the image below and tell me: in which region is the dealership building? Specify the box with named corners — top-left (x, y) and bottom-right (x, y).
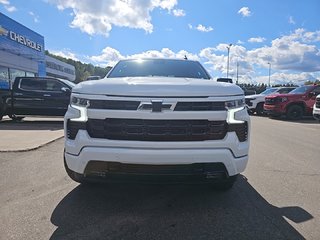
top-left (0, 12), bottom-right (75, 89)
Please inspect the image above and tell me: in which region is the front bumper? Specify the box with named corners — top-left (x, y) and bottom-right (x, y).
top-left (263, 104), bottom-right (284, 115)
top-left (313, 107), bottom-right (320, 120)
top-left (65, 146), bottom-right (248, 179)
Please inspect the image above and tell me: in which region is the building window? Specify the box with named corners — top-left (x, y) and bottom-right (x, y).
top-left (10, 68), bottom-right (25, 81)
top-left (0, 66), bottom-right (9, 80)
top-left (26, 71), bottom-right (36, 77)
top-left (0, 66), bottom-right (10, 89)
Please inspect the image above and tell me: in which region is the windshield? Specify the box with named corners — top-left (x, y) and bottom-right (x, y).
top-left (289, 86), bottom-right (313, 94)
top-left (107, 59), bottom-right (211, 79)
top-left (260, 88), bottom-right (278, 95)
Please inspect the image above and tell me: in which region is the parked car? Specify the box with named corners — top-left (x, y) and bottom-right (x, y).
top-left (64, 58), bottom-right (250, 190)
top-left (242, 88), bottom-right (256, 96)
top-left (245, 87), bottom-right (295, 115)
top-left (264, 85), bottom-right (320, 120)
top-left (313, 94), bottom-right (320, 121)
top-left (0, 77), bottom-right (75, 121)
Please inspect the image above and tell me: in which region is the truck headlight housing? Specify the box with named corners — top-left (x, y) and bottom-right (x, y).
top-left (225, 99), bottom-right (245, 109)
top-left (71, 96), bottom-right (90, 108)
top-left (279, 97), bottom-right (288, 102)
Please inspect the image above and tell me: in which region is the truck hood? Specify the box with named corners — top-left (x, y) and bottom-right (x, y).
top-left (245, 93), bottom-right (265, 99)
top-left (72, 77), bottom-right (244, 97)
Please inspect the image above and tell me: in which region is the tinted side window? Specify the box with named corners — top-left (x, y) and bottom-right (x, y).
top-left (20, 79), bottom-right (46, 91)
top-left (45, 80), bottom-right (65, 91)
top-left (278, 88), bottom-right (293, 94)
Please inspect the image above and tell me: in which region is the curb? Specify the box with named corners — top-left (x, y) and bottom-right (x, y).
top-left (0, 136), bottom-right (64, 153)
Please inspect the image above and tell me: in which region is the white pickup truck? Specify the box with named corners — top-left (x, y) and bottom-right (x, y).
top-left (64, 58), bottom-right (250, 190)
top-left (313, 94), bottom-right (320, 121)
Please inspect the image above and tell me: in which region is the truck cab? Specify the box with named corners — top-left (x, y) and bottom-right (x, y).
top-left (0, 77), bottom-right (75, 121)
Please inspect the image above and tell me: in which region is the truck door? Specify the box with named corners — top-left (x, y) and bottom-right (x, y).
top-left (13, 78), bottom-right (48, 115)
top-left (42, 79), bottom-right (71, 116)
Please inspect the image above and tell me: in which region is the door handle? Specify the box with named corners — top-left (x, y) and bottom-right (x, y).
top-left (43, 94), bottom-right (51, 97)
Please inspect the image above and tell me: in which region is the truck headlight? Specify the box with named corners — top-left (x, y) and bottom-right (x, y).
top-left (225, 99), bottom-right (245, 109)
top-left (279, 97), bottom-right (288, 102)
top-left (71, 96), bottom-right (90, 108)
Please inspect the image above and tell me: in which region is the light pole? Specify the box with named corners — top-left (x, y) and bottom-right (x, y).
top-left (236, 62), bottom-right (239, 85)
top-left (226, 43), bottom-right (232, 78)
top-left (268, 62), bottom-right (271, 87)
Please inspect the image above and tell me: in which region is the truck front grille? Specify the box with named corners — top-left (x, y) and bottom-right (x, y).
top-left (66, 120), bottom-right (86, 140)
top-left (87, 100), bottom-right (226, 111)
top-left (174, 102), bottom-right (225, 111)
top-left (86, 118), bottom-right (228, 141)
top-left (228, 122), bottom-right (248, 142)
top-left (245, 99), bottom-right (253, 107)
top-left (265, 98), bottom-right (276, 105)
top-left (89, 100), bottom-right (140, 110)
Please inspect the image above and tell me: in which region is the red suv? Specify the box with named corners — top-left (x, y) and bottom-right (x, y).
top-left (264, 85), bottom-right (320, 120)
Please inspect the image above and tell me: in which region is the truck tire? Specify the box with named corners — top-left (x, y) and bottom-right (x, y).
top-left (255, 102), bottom-right (264, 116)
top-left (0, 98), bottom-right (4, 121)
top-left (286, 105), bottom-right (303, 120)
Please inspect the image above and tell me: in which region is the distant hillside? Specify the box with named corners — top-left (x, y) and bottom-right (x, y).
top-left (45, 50), bottom-right (112, 82)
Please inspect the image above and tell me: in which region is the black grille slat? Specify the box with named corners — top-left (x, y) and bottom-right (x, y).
top-left (228, 122), bottom-right (248, 142)
top-left (66, 120), bottom-right (87, 140)
top-left (87, 119), bottom-right (228, 141)
top-left (89, 100), bottom-right (140, 110)
top-left (174, 102), bottom-right (226, 111)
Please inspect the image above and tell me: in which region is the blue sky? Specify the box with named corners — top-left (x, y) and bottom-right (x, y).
top-left (1, 0), bottom-right (320, 85)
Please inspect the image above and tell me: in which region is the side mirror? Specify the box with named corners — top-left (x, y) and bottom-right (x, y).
top-left (61, 87), bottom-right (71, 95)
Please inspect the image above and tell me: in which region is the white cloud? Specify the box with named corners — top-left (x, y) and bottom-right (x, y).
top-left (0, 0), bottom-right (17, 12)
top-left (248, 37), bottom-right (266, 43)
top-left (172, 8), bottom-right (185, 17)
top-left (49, 49), bottom-right (80, 61)
top-left (255, 72), bottom-right (318, 86)
top-left (237, 40), bottom-right (244, 45)
top-left (47, 0), bottom-right (179, 37)
top-left (4, 5), bottom-right (16, 12)
top-left (247, 29), bottom-right (320, 72)
top-left (289, 16), bottom-right (295, 25)
top-left (238, 7), bottom-right (251, 17)
top-left (199, 29), bottom-right (320, 84)
top-left (188, 24), bottom-right (213, 32)
top-left (50, 28), bottom-right (320, 85)
top-left (90, 47), bottom-right (199, 66)
top-left (29, 11), bottom-right (39, 23)
top-left (196, 24), bottom-right (213, 32)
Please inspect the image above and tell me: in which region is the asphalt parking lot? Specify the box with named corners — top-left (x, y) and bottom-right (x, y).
top-left (0, 116), bottom-right (319, 239)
